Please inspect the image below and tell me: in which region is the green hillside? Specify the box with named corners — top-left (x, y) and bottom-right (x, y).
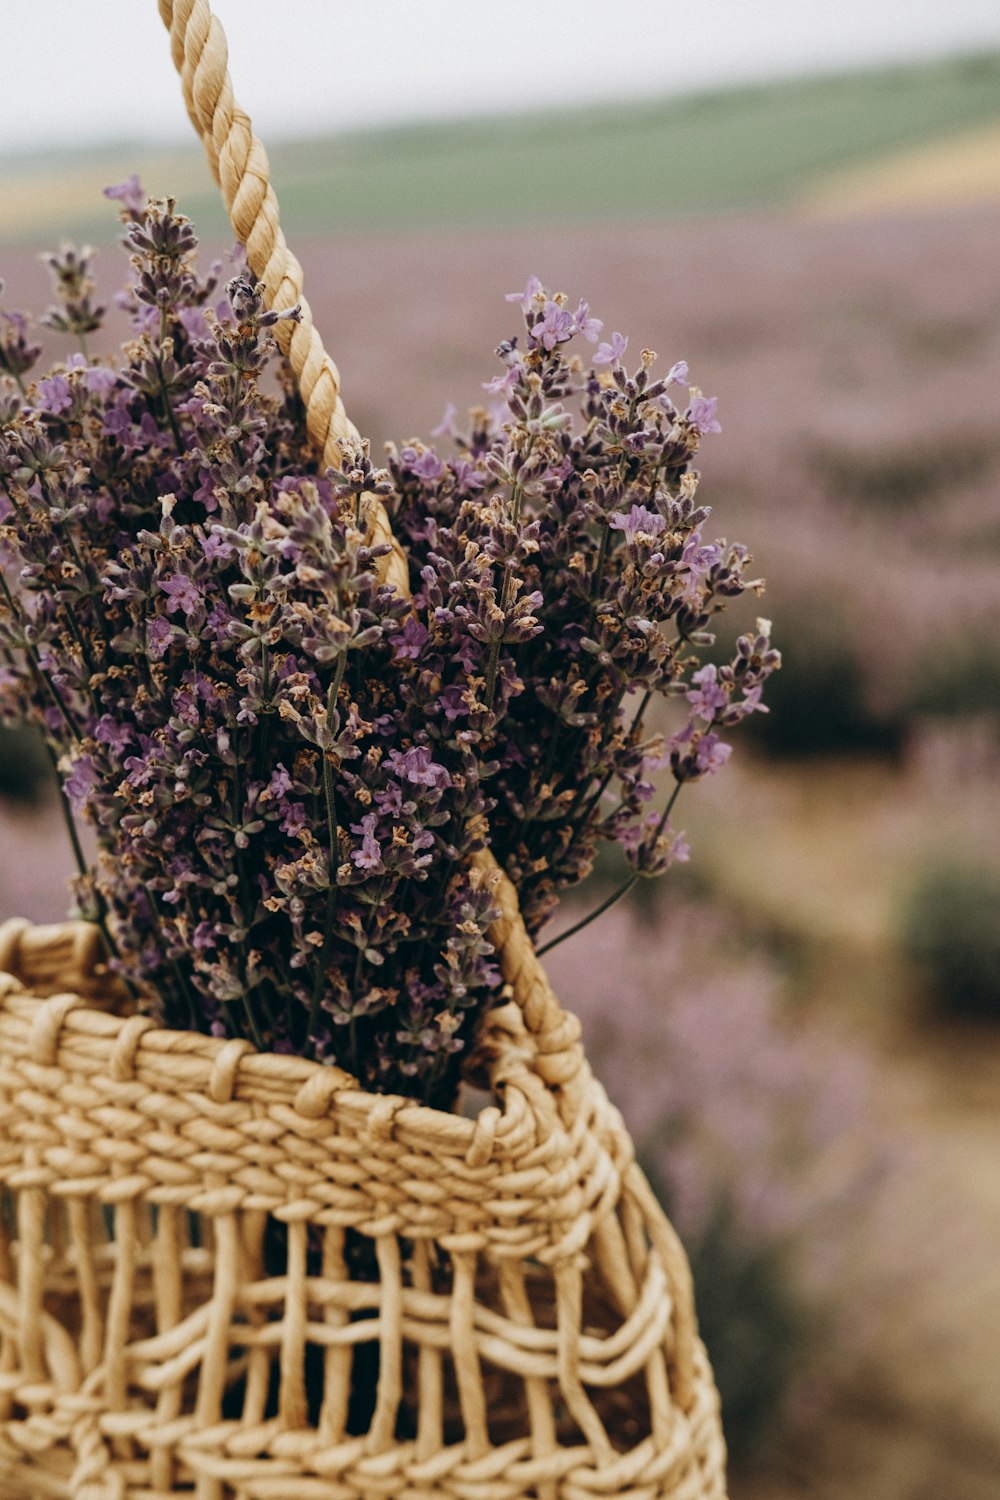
top-left (3, 50), bottom-right (1000, 244)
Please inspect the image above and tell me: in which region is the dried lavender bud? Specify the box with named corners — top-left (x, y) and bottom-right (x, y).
top-left (0, 193), bottom-right (500, 1103)
top-left (0, 286), bottom-right (42, 387)
top-left (40, 243), bottom-right (105, 343)
top-left (391, 282), bottom-right (779, 935)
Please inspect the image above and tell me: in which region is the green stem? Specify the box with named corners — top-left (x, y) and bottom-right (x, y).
top-left (536, 781), bottom-right (683, 956)
top-left (572, 688), bottom-right (652, 832)
top-left (484, 436), bottom-right (536, 711)
top-left (307, 658), bottom-right (347, 1052)
top-left (535, 874), bottom-right (639, 957)
top-left (43, 743), bottom-right (129, 978)
top-left (155, 308), bottom-right (184, 455)
top-left (0, 571), bottom-right (82, 743)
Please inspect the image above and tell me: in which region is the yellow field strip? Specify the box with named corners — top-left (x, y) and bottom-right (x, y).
top-left (0, 150), bottom-right (207, 242)
top-left (800, 120), bottom-right (1000, 219)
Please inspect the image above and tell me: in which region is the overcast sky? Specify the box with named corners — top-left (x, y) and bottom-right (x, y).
top-left (3, 0), bottom-right (1000, 155)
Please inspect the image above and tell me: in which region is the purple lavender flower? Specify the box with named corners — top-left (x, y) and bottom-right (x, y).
top-left (530, 299), bottom-right (577, 351)
top-left (572, 300), bottom-right (603, 343)
top-left (593, 331), bottom-right (628, 367)
top-left (505, 275), bottom-right (543, 311)
top-left (385, 745), bottom-right (451, 789)
top-left (35, 375), bottom-right (72, 414)
top-left (609, 504), bottom-right (667, 544)
top-left (103, 175), bottom-right (145, 217)
top-left (350, 812), bottom-right (383, 871)
top-left (688, 393), bottom-right (721, 434)
top-left (159, 573), bottom-right (201, 617)
top-left (687, 664), bottom-right (728, 720)
top-left (1, 209), bottom-right (776, 1103)
top-left (391, 617), bottom-right (429, 661)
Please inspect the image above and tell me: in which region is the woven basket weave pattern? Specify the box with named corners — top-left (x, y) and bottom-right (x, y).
top-left (0, 2), bottom-right (729, 1494)
top-left (0, 921), bottom-right (725, 1498)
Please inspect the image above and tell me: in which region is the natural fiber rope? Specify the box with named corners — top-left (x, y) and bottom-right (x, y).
top-left (156, 0), bottom-right (592, 1130)
top-left (156, 0), bottom-right (410, 599)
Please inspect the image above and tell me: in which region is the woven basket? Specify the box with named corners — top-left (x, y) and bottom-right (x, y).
top-left (0, 3), bottom-right (729, 1495)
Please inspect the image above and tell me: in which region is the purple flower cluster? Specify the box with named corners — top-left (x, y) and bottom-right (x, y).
top-left (0, 190), bottom-right (778, 1101)
top-left (0, 193), bottom-right (498, 1101)
top-left (390, 281), bottom-right (779, 931)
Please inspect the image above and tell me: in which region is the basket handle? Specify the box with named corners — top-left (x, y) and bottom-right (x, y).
top-left (156, 0), bottom-right (409, 599)
top-left (157, 0), bottom-right (588, 1121)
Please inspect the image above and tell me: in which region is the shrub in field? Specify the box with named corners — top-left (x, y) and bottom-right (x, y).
top-left (906, 634), bottom-right (1000, 722)
top-left (902, 862), bottom-right (1000, 1020)
top-left (545, 902), bottom-right (886, 1457)
top-left (745, 609), bottom-right (904, 760)
top-left (672, 1199), bottom-right (804, 1461)
top-left (808, 435), bottom-right (996, 511)
top-left (0, 723), bottom-right (50, 805)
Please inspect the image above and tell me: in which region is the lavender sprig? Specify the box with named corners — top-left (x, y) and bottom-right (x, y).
top-left (0, 190), bottom-right (778, 1103)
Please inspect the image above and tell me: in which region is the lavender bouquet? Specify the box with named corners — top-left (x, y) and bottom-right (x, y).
top-left (0, 187), bottom-right (778, 1104)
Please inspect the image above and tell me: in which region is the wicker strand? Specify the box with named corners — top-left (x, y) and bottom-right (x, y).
top-left (0, 939), bottom-right (727, 1493)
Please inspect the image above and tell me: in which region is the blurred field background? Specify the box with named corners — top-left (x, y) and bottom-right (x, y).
top-left (3, 41), bottom-right (1000, 1500)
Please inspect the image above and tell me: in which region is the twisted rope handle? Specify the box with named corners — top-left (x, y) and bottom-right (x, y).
top-left (158, 0), bottom-right (590, 1121)
top-left (156, 0), bottom-right (409, 598)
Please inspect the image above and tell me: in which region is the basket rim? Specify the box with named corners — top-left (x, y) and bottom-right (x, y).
top-left (0, 917), bottom-right (595, 1170)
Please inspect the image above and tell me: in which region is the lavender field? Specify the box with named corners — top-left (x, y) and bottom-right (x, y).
top-left (2, 165), bottom-right (1000, 1497)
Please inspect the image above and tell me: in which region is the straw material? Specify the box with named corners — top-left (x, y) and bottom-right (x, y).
top-left (0, 2), bottom-right (729, 1493)
top-left (0, 917), bottom-right (726, 1499)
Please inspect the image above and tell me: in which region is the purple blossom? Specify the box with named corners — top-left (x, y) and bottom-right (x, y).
top-left (267, 764), bottom-right (293, 799)
top-left (178, 305), bottom-right (211, 341)
top-left (438, 685), bottom-right (470, 721)
top-left (82, 365), bottom-right (118, 395)
top-left (483, 364), bottom-right (521, 396)
top-left (146, 614), bottom-right (172, 660)
top-left (609, 504), bottom-right (667, 543)
top-left (593, 331), bottom-right (628, 367)
top-left (63, 754), bottom-right (97, 809)
top-left (391, 617), bottom-right (429, 661)
top-left (94, 715), bottom-right (133, 754)
top-left (350, 811), bottom-right (383, 871)
top-left (666, 360), bottom-right (689, 387)
top-left (385, 745), bottom-right (452, 789)
top-left (505, 274), bottom-right (543, 311)
top-left (669, 721), bottom-right (733, 778)
top-left (411, 448), bottom-right (444, 481)
top-left (202, 531), bottom-right (234, 562)
top-left (192, 922), bottom-right (217, 952)
top-left (36, 375), bottom-right (72, 414)
top-left (280, 802), bottom-right (308, 838)
top-left (159, 573), bottom-right (201, 617)
top-left (531, 299), bottom-right (577, 351)
top-left (688, 394), bottom-right (721, 435)
top-left (572, 300), bottom-right (603, 343)
top-left (430, 403), bottom-right (457, 438)
top-left (103, 175), bottom-right (145, 216)
top-left (687, 664), bottom-right (728, 720)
